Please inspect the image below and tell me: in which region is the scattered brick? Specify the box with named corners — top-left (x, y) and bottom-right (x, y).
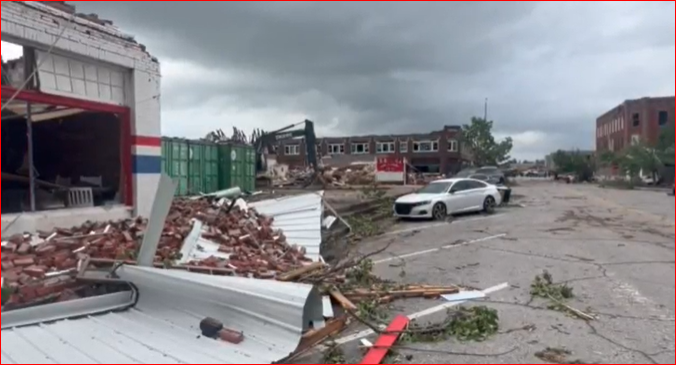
top-left (218, 328), bottom-right (245, 345)
top-left (35, 244), bottom-right (57, 256)
top-left (13, 257), bottom-right (36, 267)
top-left (24, 266), bottom-right (46, 279)
top-left (4, 196), bottom-right (316, 306)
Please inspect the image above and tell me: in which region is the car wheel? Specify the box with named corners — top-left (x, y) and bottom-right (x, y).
top-left (432, 203), bottom-right (447, 221)
top-left (483, 196), bottom-right (496, 214)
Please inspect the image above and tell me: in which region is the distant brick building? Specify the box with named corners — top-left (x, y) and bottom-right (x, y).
top-left (275, 125), bottom-right (471, 175)
top-left (596, 96), bottom-right (674, 153)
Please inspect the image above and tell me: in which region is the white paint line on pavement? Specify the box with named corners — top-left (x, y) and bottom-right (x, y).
top-left (373, 233), bottom-right (507, 265)
top-left (385, 223), bottom-right (447, 236)
top-left (334, 282), bottom-right (510, 346)
top-left (386, 214), bottom-right (505, 237)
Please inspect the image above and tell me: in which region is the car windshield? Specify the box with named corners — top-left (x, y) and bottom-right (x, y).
top-left (418, 182), bottom-right (452, 194)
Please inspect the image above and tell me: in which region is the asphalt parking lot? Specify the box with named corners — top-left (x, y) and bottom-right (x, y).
top-left (298, 182), bottom-right (675, 364)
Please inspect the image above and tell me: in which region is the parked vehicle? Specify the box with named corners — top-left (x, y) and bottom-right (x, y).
top-left (453, 167), bottom-right (506, 185)
top-left (468, 173), bottom-right (502, 186)
top-left (393, 178), bottom-right (503, 220)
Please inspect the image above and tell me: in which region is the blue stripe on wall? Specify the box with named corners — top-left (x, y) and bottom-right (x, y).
top-left (133, 155), bottom-right (162, 174)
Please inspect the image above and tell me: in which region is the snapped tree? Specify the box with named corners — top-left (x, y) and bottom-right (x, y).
top-left (461, 117), bottom-right (513, 166)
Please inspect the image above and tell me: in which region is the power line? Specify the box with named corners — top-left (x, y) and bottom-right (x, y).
top-left (1, 14), bottom-right (76, 113)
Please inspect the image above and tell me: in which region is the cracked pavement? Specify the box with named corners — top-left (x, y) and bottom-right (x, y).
top-left (302, 182), bottom-right (675, 364)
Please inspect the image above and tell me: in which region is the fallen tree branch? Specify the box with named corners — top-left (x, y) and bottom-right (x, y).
top-left (547, 294), bottom-right (596, 321)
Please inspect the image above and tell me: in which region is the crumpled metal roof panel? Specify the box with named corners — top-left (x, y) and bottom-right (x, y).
top-left (1, 266), bottom-right (324, 364)
top-left (249, 192), bottom-right (324, 262)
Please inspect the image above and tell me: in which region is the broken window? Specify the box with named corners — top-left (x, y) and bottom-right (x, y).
top-left (413, 141), bottom-right (439, 153)
top-left (658, 111), bottom-right (669, 126)
top-left (328, 144), bottom-right (345, 155)
top-left (351, 143), bottom-right (369, 154)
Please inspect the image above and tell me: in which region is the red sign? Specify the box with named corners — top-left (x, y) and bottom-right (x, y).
top-left (376, 156), bottom-right (405, 173)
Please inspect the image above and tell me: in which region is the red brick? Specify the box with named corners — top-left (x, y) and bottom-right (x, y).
top-left (1, 270), bottom-right (20, 283)
top-left (24, 266), bottom-right (46, 278)
top-left (2, 252), bottom-right (17, 262)
top-left (218, 329), bottom-right (245, 344)
top-left (56, 258), bottom-right (77, 271)
top-left (35, 244), bottom-right (57, 256)
top-left (13, 257), bottom-right (35, 267)
top-left (17, 243), bottom-right (32, 255)
top-left (2, 261), bottom-right (15, 270)
top-left (1, 242), bottom-right (18, 253)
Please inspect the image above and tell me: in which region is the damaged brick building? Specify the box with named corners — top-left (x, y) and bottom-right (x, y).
top-left (275, 125), bottom-right (471, 175)
top-left (596, 96), bottom-right (674, 153)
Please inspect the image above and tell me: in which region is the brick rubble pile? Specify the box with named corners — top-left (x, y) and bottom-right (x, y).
top-left (1, 197), bottom-right (312, 308)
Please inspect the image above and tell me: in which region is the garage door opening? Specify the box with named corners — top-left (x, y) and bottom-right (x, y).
top-left (3, 104), bottom-right (123, 213)
top-left (1, 88), bottom-right (132, 235)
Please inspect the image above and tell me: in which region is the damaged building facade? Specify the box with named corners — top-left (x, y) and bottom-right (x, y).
top-left (1, 2), bottom-right (161, 235)
top-left (275, 125), bottom-right (472, 175)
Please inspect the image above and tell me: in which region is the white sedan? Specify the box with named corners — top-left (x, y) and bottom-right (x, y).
top-left (394, 178), bottom-right (503, 220)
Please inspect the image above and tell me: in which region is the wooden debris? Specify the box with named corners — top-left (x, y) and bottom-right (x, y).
top-left (279, 262), bottom-right (326, 282)
top-left (329, 287), bottom-right (358, 311)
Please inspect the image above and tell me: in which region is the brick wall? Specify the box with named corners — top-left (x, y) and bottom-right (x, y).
top-left (596, 97), bottom-right (675, 153)
top-left (1, 2), bottom-right (159, 75)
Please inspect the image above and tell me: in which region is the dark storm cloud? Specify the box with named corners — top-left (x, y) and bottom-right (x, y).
top-left (75, 1), bottom-right (674, 157)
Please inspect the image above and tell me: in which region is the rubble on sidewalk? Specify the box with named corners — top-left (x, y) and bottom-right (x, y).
top-left (265, 163), bottom-right (377, 188)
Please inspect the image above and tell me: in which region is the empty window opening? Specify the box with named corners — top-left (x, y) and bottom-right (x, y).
top-left (351, 143), bottom-right (369, 154)
top-left (658, 111), bottom-right (669, 126)
top-left (2, 100), bottom-right (123, 214)
top-left (328, 144), bottom-right (345, 155)
top-left (413, 141), bottom-right (439, 153)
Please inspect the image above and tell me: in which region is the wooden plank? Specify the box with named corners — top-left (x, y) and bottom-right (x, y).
top-left (329, 288), bottom-right (358, 311)
top-left (278, 262), bottom-right (325, 282)
top-left (360, 315), bottom-right (409, 364)
top-left (293, 316), bottom-right (348, 356)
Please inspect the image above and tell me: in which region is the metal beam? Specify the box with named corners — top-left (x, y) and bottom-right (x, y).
top-left (136, 174), bottom-right (177, 267)
top-left (26, 101), bottom-right (36, 212)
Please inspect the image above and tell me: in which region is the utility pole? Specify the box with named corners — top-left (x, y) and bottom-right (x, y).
top-left (484, 98), bottom-right (489, 122)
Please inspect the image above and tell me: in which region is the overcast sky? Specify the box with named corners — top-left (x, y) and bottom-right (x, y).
top-left (3, 1), bottom-right (674, 160)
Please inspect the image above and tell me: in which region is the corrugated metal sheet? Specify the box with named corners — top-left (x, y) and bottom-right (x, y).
top-left (249, 192), bottom-right (324, 262)
top-left (1, 266), bottom-right (324, 364)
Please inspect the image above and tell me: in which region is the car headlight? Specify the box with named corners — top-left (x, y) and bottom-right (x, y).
top-left (415, 201), bottom-right (432, 206)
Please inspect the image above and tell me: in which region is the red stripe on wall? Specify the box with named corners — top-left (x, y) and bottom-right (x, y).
top-left (132, 136), bottom-right (162, 147)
